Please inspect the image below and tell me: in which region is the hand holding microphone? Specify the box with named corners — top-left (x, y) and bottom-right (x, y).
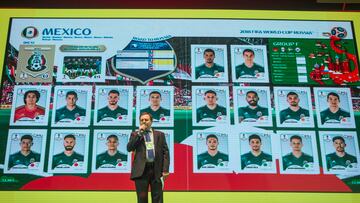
top-left (139, 122), bottom-right (147, 135)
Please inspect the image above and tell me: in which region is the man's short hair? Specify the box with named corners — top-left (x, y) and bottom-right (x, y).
top-left (332, 136), bottom-right (345, 143)
top-left (243, 49), bottom-right (255, 55)
top-left (149, 91), bottom-right (162, 98)
top-left (66, 91), bottom-right (78, 98)
top-left (204, 90), bottom-right (217, 96)
top-left (206, 134), bottom-right (218, 141)
top-left (107, 134), bottom-right (119, 141)
top-left (327, 92), bottom-right (340, 101)
top-left (287, 91), bottom-right (298, 98)
top-left (23, 90), bottom-right (40, 104)
top-left (290, 135), bottom-right (302, 142)
top-left (108, 89), bottom-right (119, 96)
top-left (64, 134), bottom-right (76, 140)
top-left (203, 48), bottom-right (215, 55)
top-left (21, 134), bottom-right (33, 142)
top-left (139, 112), bottom-right (153, 121)
top-left (249, 134), bottom-right (261, 142)
top-left (246, 90), bottom-right (258, 97)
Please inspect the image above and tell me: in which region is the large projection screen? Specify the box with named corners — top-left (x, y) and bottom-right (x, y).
top-left (0, 9), bottom-right (360, 203)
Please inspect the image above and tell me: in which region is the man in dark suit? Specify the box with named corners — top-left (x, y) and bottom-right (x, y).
top-left (127, 112), bottom-right (170, 203)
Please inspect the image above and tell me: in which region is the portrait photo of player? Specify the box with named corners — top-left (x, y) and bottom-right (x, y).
top-left (314, 87), bottom-right (355, 128)
top-left (192, 86), bottom-right (230, 126)
top-left (233, 86), bottom-right (272, 126)
top-left (94, 86), bottom-right (133, 126)
top-left (136, 86), bottom-right (174, 127)
top-left (92, 130), bottom-right (131, 173)
top-left (231, 45), bottom-right (269, 83)
top-left (57, 54), bottom-right (105, 83)
top-left (162, 130), bottom-right (175, 173)
top-left (52, 86), bottom-right (92, 127)
top-left (319, 132), bottom-right (360, 174)
top-left (191, 45), bottom-right (228, 82)
top-left (16, 45), bottom-right (55, 83)
top-left (194, 131), bottom-right (230, 173)
top-left (239, 132), bottom-right (276, 173)
top-left (4, 129), bottom-right (47, 174)
top-left (10, 85), bottom-right (51, 126)
top-left (274, 87), bottom-right (314, 128)
top-left (48, 130), bottom-right (89, 174)
top-left (278, 131), bottom-right (319, 174)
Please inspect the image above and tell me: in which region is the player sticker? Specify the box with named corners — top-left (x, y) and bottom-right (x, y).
top-left (4, 129), bottom-right (47, 174)
top-left (16, 45), bottom-right (55, 83)
top-left (239, 132), bottom-right (276, 173)
top-left (192, 86), bottom-right (230, 126)
top-left (48, 129), bottom-right (89, 174)
top-left (191, 45), bottom-right (228, 83)
top-left (193, 130), bottom-right (231, 173)
top-left (51, 86), bottom-right (92, 127)
top-left (274, 87), bottom-right (314, 128)
top-left (57, 55), bottom-right (105, 83)
top-left (319, 131), bottom-right (360, 174)
top-left (314, 87), bottom-right (355, 128)
top-left (278, 131), bottom-right (320, 174)
top-left (136, 86), bottom-right (174, 127)
top-left (233, 86), bottom-right (272, 127)
top-left (162, 130), bottom-right (175, 173)
top-left (92, 130), bottom-right (131, 173)
top-left (231, 45), bottom-right (269, 83)
top-left (94, 86), bottom-right (133, 126)
top-left (10, 85), bottom-right (51, 126)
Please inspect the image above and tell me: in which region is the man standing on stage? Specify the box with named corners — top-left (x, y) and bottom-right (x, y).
top-left (127, 112), bottom-right (170, 203)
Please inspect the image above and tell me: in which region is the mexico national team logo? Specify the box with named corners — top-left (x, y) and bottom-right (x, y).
top-left (22, 26), bottom-right (39, 39)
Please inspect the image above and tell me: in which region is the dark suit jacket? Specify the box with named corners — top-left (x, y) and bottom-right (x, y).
top-left (127, 129), bottom-right (170, 180)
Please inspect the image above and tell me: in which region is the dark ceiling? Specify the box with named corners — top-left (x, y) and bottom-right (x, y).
top-left (0, 0), bottom-right (359, 10)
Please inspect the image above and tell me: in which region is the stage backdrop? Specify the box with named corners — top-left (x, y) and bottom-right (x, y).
top-left (0, 9), bottom-right (360, 203)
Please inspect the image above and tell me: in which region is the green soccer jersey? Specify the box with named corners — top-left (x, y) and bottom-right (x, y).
top-left (195, 63), bottom-right (224, 79)
top-left (235, 63), bottom-right (264, 78)
top-left (140, 106), bottom-right (170, 121)
top-left (196, 105), bottom-right (227, 122)
top-left (241, 151), bottom-right (272, 169)
top-left (8, 151), bottom-right (40, 170)
top-left (55, 105), bottom-right (86, 122)
top-left (96, 151), bottom-right (128, 169)
top-left (238, 105), bottom-right (268, 121)
top-left (282, 152), bottom-right (314, 170)
top-left (279, 107), bottom-right (310, 124)
top-left (97, 106), bottom-right (128, 122)
top-left (326, 152), bottom-right (357, 170)
top-left (197, 151), bottom-right (229, 169)
top-left (52, 151), bottom-right (84, 169)
top-left (320, 108), bottom-right (350, 124)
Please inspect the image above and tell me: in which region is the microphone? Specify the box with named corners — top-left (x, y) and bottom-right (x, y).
top-left (139, 123), bottom-right (147, 135)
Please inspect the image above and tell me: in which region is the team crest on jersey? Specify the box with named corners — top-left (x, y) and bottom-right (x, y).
top-left (256, 111), bottom-right (263, 117)
top-left (346, 160), bottom-right (352, 166)
top-left (73, 159), bottom-right (78, 164)
top-left (217, 159), bottom-right (223, 164)
top-left (30, 158), bottom-right (36, 163)
top-left (300, 114), bottom-right (305, 118)
top-left (217, 112), bottom-right (222, 117)
top-left (117, 159), bottom-right (122, 163)
top-left (74, 113), bottom-right (80, 118)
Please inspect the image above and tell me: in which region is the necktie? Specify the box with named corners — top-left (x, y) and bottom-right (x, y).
top-left (144, 132), bottom-right (155, 162)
